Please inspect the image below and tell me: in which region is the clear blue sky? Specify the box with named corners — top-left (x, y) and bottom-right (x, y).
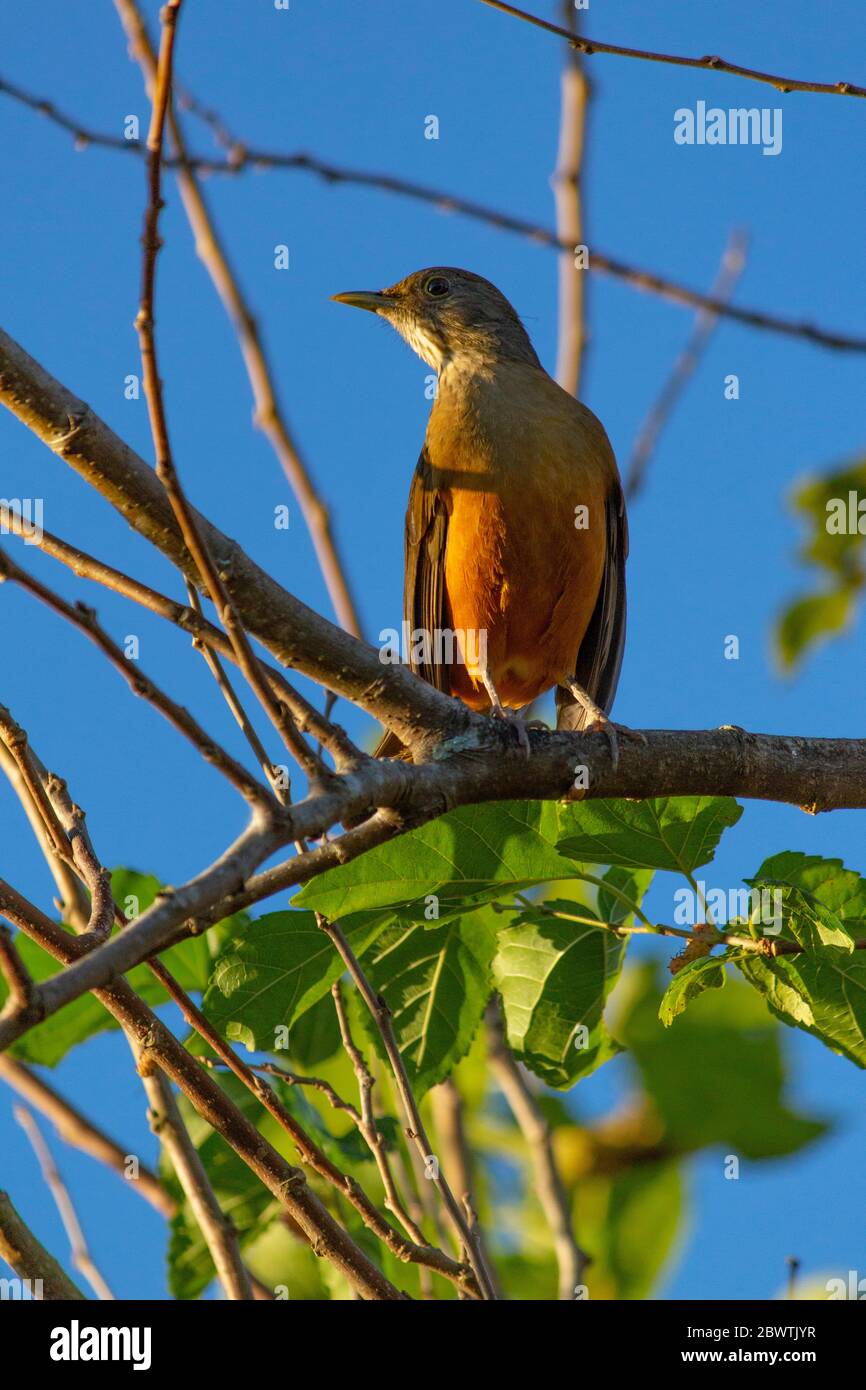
top-left (1, 1), bottom-right (864, 1299)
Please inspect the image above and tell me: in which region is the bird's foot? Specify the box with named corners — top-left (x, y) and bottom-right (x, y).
top-left (489, 702), bottom-right (537, 757)
top-left (583, 718), bottom-right (646, 773)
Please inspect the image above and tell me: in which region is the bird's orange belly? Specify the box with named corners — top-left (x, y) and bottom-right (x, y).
top-left (443, 482), bottom-right (606, 710)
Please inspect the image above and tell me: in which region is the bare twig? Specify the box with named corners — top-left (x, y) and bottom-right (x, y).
top-left (313, 914), bottom-right (499, 1300)
top-left (114, 0), bottom-right (364, 640)
top-left (2, 79), bottom-right (864, 352)
top-left (148, 958), bottom-right (478, 1295)
top-left (1, 516), bottom-right (361, 769)
top-left (0, 552), bottom-right (273, 808)
top-left (331, 981), bottom-right (429, 1252)
top-left (486, 1005), bottom-right (588, 1300)
top-left (15, 1105), bottom-right (115, 1299)
top-left (0, 1190), bottom-right (86, 1299)
top-left (478, 0), bottom-right (866, 99)
top-left (0, 1055), bottom-right (174, 1217)
top-left (0, 705), bottom-right (114, 943)
top-left (430, 1078), bottom-right (500, 1298)
top-left (135, 1062), bottom-right (253, 1300)
top-left (552, 3), bottom-right (589, 395)
top-left (626, 230), bottom-right (749, 498)
top-left (0, 739), bottom-right (89, 929)
top-left (1, 882), bottom-right (405, 1300)
top-left (133, 0), bottom-right (324, 790)
top-left (184, 580), bottom-right (293, 804)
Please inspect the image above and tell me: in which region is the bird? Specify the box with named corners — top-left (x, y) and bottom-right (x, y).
top-left (332, 266), bottom-right (630, 763)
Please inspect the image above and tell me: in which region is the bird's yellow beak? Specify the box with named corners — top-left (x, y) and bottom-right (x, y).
top-left (331, 290), bottom-right (394, 314)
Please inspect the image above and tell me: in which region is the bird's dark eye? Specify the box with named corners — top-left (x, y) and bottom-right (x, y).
top-left (424, 276), bottom-right (451, 298)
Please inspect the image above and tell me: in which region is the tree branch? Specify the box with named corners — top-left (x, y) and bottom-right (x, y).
top-left (0, 1055), bottom-right (174, 1218)
top-left (113, 0), bottom-right (364, 640)
top-left (626, 230), bottom-right (749, 498)
top-left (0, 881), bottom-right (405, 1299)
top-left (134, 1062), bottom-right (253, 1300)
top-left (552, 2), bottom-right (589, 395)
top-left (2, 80), bottom-right (863, 352)
top-left (15, 1105), bottom-right (115, 1299)
top-left (486, 1005), bottom-right (588, 1299)
top-left (0, 1189), bottom-right (87, 1299)
top-left (478, 0), bottom-right (866, 99)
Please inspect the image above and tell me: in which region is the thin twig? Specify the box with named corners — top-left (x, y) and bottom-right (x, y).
top-left (113, 0), bottom-right (363, 639)
top-left (314, 913), bottom-right (499, 1300)
top-left (478, 0), bottom-right (866, 99)
top-left (135, 1061), bottom-right (253, 1300)
top-left (132, 0), bottom-right (324, 789)
top-left (0, 1055), bottom-right (174, 1217)
top-left (486, 1005), bottom-right (589, 1300)
top-left (0, 740), bottom-right (89, 929)
top-left (430, 1078), bottom-right (500, 1298)
top-left (0, 550), bottom-right (274, 807)
top-left (626, 229), bottom-right (749, 498)
top-left (15, 1105), bottom-right (115, 1299)
top-left (331, 980), bottom-right (429, 1252)
top-left (2, 76), bottom-right (864, 353)
top-left (185, 579), bottom-right (293, 803)
top-left (0, 705), bottom-right (114, 943)
top-left (552, 2), bottom-right (589, 395)
top-left (148, 957), bottom-right (478, 1295)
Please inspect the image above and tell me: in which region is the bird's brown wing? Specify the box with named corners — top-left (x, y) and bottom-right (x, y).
top-left (374, 446), bottom-right (450, 758)
top-left (556, 478), bottom-right (628, 731)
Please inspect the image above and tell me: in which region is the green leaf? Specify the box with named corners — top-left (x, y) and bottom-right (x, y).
top-left (747, 851), bottom-right (866, 952)
top-left (203, 909), bottom-right (391, 1052)
top-left (494, 903), bottom-right (625, 1088)
top-left (295, 802), bottom-right (581, 918)
top-left (283, 991), bottom-right (342, 1067)
top-left (775, 454), bottom-right (865, 670)
top-left (659, 956), bottom-right (726, 1026)
top-left (776, 590), bottom-right (853, 670)
top-left (618, 966), bottom-right (827, 1158)
top-left (557, 797), bottom-right (742, 874)
top-left (577, 1160), bottom-right (684, 1301)
top-left (737, 950), bottom-right (866, 1069)
top-left (359, 908), bottom-right (497, 1098)
top-left (597, 866), bottom-right (655, 926)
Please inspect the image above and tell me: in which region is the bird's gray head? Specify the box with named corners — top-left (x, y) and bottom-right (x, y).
top-left (332, 267), bottom-right (541, 374)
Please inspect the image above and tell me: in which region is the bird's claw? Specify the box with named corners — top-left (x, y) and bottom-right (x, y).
top-left (490, 704), bottom-right (533, 757)
top-left (585, 719), bottom-right (644, 772)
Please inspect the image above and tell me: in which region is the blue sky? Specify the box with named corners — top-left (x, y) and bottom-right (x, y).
top-left (1, 0), bottom-right (864, 1299)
